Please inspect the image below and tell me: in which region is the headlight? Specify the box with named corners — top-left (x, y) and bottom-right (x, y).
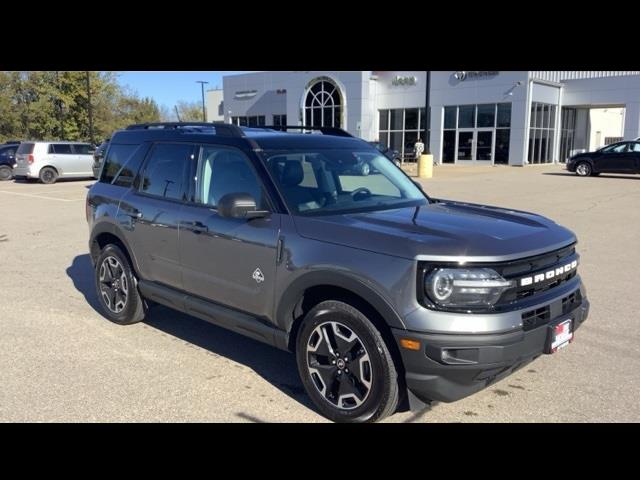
top-left (425, 268), bottom-right (514, 308)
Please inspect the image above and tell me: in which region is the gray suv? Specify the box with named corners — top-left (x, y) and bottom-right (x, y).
top-left (86, 122), bottom-right (589, 423)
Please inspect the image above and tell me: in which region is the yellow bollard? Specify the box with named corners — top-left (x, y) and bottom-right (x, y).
top-left (417, 154), bottom-right (433, 179)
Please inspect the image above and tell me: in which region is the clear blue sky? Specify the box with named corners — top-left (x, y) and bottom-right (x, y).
top-left (117, 71), bottom-right (248, 110)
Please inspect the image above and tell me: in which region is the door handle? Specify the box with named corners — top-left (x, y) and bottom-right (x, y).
top-left (124, 210), bottom-right (143, 219)
top-left (184, 221), bottom-right (208, 234)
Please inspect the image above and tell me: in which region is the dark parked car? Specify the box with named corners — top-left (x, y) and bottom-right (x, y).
top-left (86, 122), bottom-right (589, 423)
top-left (567, 140), bottom-right (640, 176)
top-left (368, 141), bottom-right (401, 166)
top-left (0, 144), bottom-right (18, 181)
top-left (92, 139), bottom-right (110, 179)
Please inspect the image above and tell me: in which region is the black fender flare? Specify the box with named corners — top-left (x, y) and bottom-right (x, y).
top-left (275, 270), bottom-right (407, 333)
top-left (89, 222), bottom-right (140, 274)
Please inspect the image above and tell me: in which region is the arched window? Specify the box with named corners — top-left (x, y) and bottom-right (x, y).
top-left (304, 79), bottom-right (342, 128)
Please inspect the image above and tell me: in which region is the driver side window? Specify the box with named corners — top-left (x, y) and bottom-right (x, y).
top-left (196, 146), bottom-right (267, 209)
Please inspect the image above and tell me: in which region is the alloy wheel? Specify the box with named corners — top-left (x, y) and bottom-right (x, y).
top-left (99, 256), bottom-right (129, 313)
top-left (576, 163), bottom-right (591, 176)
top-left (306, 321), bottom-right (373, 410)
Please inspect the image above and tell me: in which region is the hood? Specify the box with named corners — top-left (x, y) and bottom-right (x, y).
top-left (292, 200), bottom-right (576, 261)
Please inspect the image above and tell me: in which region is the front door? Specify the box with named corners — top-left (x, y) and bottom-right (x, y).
top-left (179, 144), bottom-right (280, 319)
top-left (457, 130), bottom-right (494, 163)
top-left (598, 142), bottom-right (633, 172)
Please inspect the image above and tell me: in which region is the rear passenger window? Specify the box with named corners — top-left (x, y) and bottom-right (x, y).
top-left (100, 144), bottom-right (138, 184)
top-left (50, 144), bottom-right (73, 154)
top-left (139, 143), bottom-right (191, 201)
top-left (73, 144), bottom-right (94, 155)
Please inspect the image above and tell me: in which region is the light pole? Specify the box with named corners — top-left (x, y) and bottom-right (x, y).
top-left (423, 71), bottom-right (431, 154)
top-left (196, 80), bottom-right (209, 122)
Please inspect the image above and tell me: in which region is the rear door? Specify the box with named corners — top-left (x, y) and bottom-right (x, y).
top-left (118, 142), bottom-right (194, 290)
top-left (49, 143), bottom-right (74, 175)
top-left (72, 144), bottom-right (95, 175)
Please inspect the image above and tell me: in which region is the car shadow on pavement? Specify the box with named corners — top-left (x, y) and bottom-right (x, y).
top-left (66, 254), bottom-right (102, 313)
top-left (66, 254), bottom-right (315, 415)
top-left (543, 172), bottom-right (640, 180)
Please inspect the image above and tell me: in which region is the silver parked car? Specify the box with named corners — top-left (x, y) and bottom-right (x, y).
top-left (14, 141), bottom-right (96, 184)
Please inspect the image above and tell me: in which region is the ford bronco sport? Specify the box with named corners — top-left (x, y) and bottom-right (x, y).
top-left (86, 122), bottom-right (589, 423)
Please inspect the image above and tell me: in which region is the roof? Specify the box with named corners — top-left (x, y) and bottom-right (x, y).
top-left (112, 123), bottom-right (371, 151)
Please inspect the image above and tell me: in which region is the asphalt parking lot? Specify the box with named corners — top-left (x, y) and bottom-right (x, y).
top-left (0, 166), bottom-right (639, 422)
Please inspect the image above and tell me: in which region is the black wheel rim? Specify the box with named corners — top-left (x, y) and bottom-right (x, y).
top-left (99, 256), bottom-right (128, 313)
top-left (43, 170), bottom-right (54, 182)
top-left (306, 321), bottom-right (372, 410)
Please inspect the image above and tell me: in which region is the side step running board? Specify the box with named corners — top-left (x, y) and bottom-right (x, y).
top-left (138, 280), bottom-right (289, 351)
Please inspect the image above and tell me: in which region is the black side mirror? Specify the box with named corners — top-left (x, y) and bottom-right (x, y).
top-left (218, 193), bottom-right (270, 220)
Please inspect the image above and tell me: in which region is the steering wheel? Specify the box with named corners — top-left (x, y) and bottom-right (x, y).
top-left (351, 187), bottom-right (372, 201)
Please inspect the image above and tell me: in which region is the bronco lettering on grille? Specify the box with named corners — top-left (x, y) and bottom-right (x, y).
top-left (520, 260), bottom-right (578, 287)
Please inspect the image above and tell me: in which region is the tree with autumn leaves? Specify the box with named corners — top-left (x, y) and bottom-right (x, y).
top-left (0, 71), bottom-right (161, 143)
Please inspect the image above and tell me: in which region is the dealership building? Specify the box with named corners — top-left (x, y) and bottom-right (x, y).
top-left (206, 71), bottom-right (640, 165)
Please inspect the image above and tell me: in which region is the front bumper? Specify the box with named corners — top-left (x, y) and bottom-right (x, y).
top-left (393, 294), bottom-right (589, 403)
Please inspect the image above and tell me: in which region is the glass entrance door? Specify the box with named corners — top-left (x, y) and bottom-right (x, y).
top-left (456, 129), bottom-right (494, 163)
top-left (457, 131), bottom-right (474, 161)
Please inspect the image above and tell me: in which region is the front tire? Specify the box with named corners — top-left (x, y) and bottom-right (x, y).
top-left (296, 300), bottom-right (400, 423)
top-left (95, 244), bottom-right (146, 325)
top-left (575, 162), bottom-right (592, 177)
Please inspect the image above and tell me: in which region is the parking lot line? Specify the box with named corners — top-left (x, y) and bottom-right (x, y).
top-left (0, 190), bottom-right (82, 202)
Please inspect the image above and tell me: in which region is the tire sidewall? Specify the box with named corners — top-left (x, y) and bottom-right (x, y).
top-left (0, 165), bottom-right (12, 181)
top-left (95, 244), bottom-right (142, 325)
top-left (296, 302), bottom-right (395, 423)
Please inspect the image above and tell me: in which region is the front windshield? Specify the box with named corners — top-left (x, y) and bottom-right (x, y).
top-left (264, 149), bottom-right (428, 216)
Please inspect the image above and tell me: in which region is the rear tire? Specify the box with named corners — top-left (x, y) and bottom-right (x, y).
top-left (296, 300), bottom-right (400, 423)
top-left (0, 165), bottom-right (12, 181)
top-left (95, 244), bottom-right (146, 325)
top-left (39, 167), bottom-right (58, 184)
top-left (575, 162), bottom-right (592, 177)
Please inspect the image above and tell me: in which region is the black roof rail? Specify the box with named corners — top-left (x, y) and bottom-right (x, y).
top-left (125, 122), bottom-right (245, 138)
top-left (264, 125), bottom-right (354, 138)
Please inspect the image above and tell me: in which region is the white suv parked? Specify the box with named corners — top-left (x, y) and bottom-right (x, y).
top-left (14, 141), bottom-right (96, 184)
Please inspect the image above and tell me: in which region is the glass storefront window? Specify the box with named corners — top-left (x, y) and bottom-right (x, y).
top-left (477, 104), bottom-right (495, 128)
top-left (444, 106), bottom-right (457, 129)
top-left (443, 130), bottom-right (456, 163)
top-left (405, 109), bottom-right (419, 130)
top-left (390, 110), bottom-right (403, 130)
top-left (379, 110), bottom-right (389, 131)
top-left (458, 105), bottom-right (475, 128)
top-left (495, 129), bottom-right (510, 164)
top-left (497, 103), bottom-right (511, 127)
top-left (528, 102), bottom-right (557, 164)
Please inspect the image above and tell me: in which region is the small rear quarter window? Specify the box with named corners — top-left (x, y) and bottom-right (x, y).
top-left (100, 143), bottom-right (140, 185)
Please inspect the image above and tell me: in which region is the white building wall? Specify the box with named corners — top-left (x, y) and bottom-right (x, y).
top-left (205, 90), bottom-right (224, 122)
top-left (531, 71), bottom-right (640, 83)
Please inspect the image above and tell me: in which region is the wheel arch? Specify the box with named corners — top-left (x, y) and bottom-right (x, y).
top-left (89, 223), bottom-right (140, 276)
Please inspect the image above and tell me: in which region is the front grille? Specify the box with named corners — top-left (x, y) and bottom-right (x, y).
top-left (495, 244), bottom-right (579, 305)
top-left (562, 290), bottom-right (582, 315)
